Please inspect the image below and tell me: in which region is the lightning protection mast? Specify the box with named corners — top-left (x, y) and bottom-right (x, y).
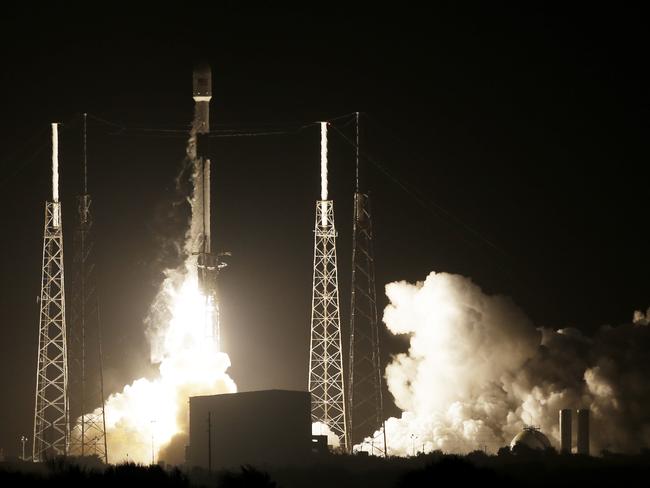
top-left (347, 112), bottom-right (386, 455)
top-left (308, 122), bottom-right (349, 451)
top-left (33, 123), bottom-right (70, 462)
top-left (68, 114), bottom-right (108, 462)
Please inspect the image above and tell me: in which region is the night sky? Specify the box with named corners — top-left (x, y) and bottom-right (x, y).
top-left (0, 4), bottom-right (647, 457)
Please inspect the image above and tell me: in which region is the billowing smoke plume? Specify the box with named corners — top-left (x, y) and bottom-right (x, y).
top-left (357, 272), bottom-right (650, 455)
top-left (77, 110), bottom-right (236, 464)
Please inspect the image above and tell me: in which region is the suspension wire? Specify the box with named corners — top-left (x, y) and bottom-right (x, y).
top-left (329, 124), bottom-right (509, 259)
top-left (361, 113), bottom-right (444, 174)
top-left (355, 112), bottom-right (360, 192)
top-left (208, 124), bottom-right (314, 138)
top-left (0, 134), bottom-right (49, 189)
top-left (83, 113), bottom-right (88, 193)
top-left (85, 113), bottom-right (127, 134)
top-left (1, 112), bottom-right (322, 192)
top-left (0, 125), bottom-right (50, 170)
top-left (0, 113), bottom-right (83, 191)
top-left (334, 119), bottom-right (532, 300)
top-left (83, 112), bottom-right (357, 138)
top-left (322, 111), bottom-right (358, 124)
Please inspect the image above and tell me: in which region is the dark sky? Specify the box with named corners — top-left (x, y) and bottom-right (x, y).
top-left (0, 4), bottom-right (647, 456)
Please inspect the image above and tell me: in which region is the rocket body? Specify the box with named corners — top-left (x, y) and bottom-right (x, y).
top-left (193, 64), bottom-right (219, 308)
top-left (193, 63), bottom-right (212, 255)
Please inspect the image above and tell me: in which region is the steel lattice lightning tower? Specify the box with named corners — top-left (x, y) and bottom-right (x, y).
top-left (69, 114), bottom-right (108, 462)
top-left (308, 122), bottom-right (349, 451)
top-left (347, 113), bottom-right (386, 454)
top-left (33, 123), bottom-right (69, 461)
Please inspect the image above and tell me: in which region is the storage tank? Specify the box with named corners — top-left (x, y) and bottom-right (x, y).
top-left (559, 409), bottom-right (572, 453)
top-left (510, 426), bottom-right (551, 452)
top-left (577, 408), bottom-right (590, 455)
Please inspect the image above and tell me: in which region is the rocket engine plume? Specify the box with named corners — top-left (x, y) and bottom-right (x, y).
top-left (356, 272), bottom-right (650, 456)
top-left (74, 69), bottom-right (236, 464)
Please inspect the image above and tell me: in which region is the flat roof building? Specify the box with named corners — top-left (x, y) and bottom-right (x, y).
top-left (187, 390), bottom-right (311, 470)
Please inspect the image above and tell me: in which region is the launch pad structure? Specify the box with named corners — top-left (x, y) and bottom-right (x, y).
top-left (28, 67), bottom-right (389, 461)
top-left (33, 123), bottom-right (70, 462)
top-left (68, 114), bottom-right (108, 462)
top-left (308, 123), bottom-right (349, 451)
top-left (347, 113), bottom-right (386, 454)
top-left (33, 117), bottom-right (109, 463)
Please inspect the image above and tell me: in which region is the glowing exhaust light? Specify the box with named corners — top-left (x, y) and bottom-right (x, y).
top-left (95, 270), bottom-right (236, 463)
top-left (75, 68), bottom-right (237, 464)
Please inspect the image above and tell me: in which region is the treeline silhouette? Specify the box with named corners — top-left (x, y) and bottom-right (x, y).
top-left (1, 447), bottom-right (649, 487)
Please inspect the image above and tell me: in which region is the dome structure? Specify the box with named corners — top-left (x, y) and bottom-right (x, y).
top-left (510, 426), bottom-right (552, 451)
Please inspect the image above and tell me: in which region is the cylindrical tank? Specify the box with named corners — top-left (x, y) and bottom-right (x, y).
top-left (559, 409), bottom-right (572, 453)
top-left (577, 409), bottom-right (590, 455)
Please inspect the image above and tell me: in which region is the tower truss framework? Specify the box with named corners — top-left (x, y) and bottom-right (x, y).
top-left (33, 201), bottom-right (69, 461)
top-left (67, 115), bottom-right (108, 461)
top-left (308, 199), bottom-right (349, 451)
top-left (348, 191), bottom-right (385, 451)
top-left (347, 112), bottom-right (386, 454)
top-left (68, 191), bottom-right (108, 461)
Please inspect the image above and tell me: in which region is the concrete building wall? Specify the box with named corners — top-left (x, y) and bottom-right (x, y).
top-left (187, 390), bottom-right (311, 470)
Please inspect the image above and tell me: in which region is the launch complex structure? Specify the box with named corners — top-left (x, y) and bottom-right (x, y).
top-left (308, 117), bottom-right (386, 453)
top-left (33, 118), bottom-right (108, 463)
top-left (30, 66), bottom-right (386, 462)
top-left (308, 123), bottom-right (348, 449)
top-left (33, 123), bottom-right (69, 462)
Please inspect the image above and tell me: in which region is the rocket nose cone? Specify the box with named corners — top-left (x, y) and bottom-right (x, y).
top-left (193, 63), bottom-right (212, 98)
top-left (194, 62), bottom-right (211, 78)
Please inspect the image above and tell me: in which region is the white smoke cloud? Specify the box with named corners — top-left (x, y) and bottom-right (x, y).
top-left (99, 270), bottom-right (236, 464)
top-left (358, 272), bottom-right (650, 456)
top-left (633, 308), bottom-right (650, 326)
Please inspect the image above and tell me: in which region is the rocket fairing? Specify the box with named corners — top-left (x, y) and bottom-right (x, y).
top-left (193, 63), bottom-right (212, 99)
top-left (193, 64), bottom-right (212, 135)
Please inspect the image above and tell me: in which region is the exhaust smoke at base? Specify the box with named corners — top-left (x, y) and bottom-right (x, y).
top-left (356, 272), bottom-right (650, 456)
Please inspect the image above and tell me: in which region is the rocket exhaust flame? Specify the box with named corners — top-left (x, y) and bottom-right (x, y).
top-left (74, 69), bottom-right (236, 464)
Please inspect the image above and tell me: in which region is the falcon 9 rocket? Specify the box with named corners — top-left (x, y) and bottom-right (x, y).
top-left (192, 64), bottom-right (226, 349)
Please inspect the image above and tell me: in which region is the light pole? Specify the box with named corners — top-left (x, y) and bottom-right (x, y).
top-left (20, 435), bottom-right (27, 461)
top-left (410, 434), bottom-right (418, 457)
top-left (207, 412), bottom-right (212, 472)
top-left (150, 420), bottom-right (157, 465)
